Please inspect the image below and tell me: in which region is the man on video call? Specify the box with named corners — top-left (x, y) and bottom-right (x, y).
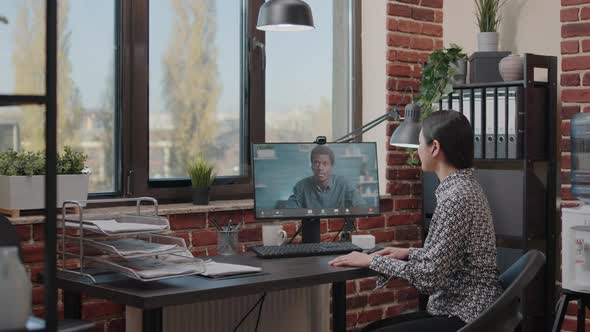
top-left (285, 145), bottom-right (365, 209)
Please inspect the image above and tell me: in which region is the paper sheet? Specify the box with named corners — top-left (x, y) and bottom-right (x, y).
top-left (200, 261), bottom-right (262, 277)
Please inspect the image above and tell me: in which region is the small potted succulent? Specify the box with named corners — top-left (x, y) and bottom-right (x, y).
top-left (0, 146), bottom-right (90, 212)
top-left (186, 155), bottom-right (216, 205)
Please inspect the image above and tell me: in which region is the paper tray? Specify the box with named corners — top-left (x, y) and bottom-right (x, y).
top-left (63, 214), bottom-right (170, 235)
top-left (86, 252), bottom-right (205, 282)
top-left (82, 234), bottom-right (188, 259)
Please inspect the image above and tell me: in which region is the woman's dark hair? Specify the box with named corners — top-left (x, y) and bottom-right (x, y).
top-left (422, 111), bottom-right (474, 169)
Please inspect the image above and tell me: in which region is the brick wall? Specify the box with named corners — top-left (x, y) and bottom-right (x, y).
top-left (561, 0), bottom-right (590, 330)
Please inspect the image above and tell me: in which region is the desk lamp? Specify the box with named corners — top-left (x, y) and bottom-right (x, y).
top-left (324, 88), bottom-right (422, 242)
top-left (256, 0), bottom-right (315, 32)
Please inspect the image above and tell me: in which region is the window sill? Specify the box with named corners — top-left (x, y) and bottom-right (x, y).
top-left (8, 199), bottom-right (254, 225)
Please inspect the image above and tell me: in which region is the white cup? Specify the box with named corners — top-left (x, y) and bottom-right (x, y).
top-left (263, 224), bottom-right (288, 246)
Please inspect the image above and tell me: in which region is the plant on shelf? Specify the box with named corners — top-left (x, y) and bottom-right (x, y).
top-left (405, 148), bottom-right (421, 167)
top-left (475, 0), bottom-right (507, 51)
top-left (418, 44), bottom-right (468, 119)
top-left (186, 154), bottom-right (216, 205)
top-left (0, 146), bottom-right (90, 214)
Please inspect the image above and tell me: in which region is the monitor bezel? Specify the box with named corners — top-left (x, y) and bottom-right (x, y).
top-left (251, 141), bottom-right (381, 221)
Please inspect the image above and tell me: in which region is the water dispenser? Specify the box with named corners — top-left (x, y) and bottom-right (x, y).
top-left (563, 112), bottom-right (590, 292)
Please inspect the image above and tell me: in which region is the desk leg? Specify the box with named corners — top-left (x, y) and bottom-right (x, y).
top-left (63, 290), bottom-right (82, 320)
top-left (143, 308), bottom-right (163, 332)
top-left (332, 281), bottom-right (346, 332)
top-left (579, 298), bottom-right (586, 332)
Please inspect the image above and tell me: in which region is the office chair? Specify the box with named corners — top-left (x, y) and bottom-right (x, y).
top-left (457, 249), bottom-right (546, 332)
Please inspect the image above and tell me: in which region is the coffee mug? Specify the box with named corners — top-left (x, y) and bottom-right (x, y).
top-left (262, 224), bottom-right (288, 246)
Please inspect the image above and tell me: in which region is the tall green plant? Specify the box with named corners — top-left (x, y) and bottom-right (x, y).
top-left (185, 155), bottom-right (216, 188)
top-left (475, 0), bottom-right (507, 32)
top-left (418, 44), bottom-right (467, 119)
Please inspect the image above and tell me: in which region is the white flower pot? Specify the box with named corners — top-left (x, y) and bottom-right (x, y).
top-left (0, 174), bottom-right (89, 210)
top-left (0, 247), bottom-right (31, 330)
top-left (478, 32), bottom-right (499, 52)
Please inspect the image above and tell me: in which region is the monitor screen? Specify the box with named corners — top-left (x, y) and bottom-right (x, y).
top-left (253, 142), bottom-right (380, 219)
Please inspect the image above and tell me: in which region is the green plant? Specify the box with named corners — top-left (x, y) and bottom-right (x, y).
top-left (57, 146), bottom-right (88, 174)
top-left (405, 148), bottom-right (421, 167)
top-left (186, 155), bottom-right (216, 188)
top-left (418, 44), bottom-right (467, 119)
top-left (0, 146), bottom-right (88, 176)
top-left (475, 0), bottom-right (507, 32)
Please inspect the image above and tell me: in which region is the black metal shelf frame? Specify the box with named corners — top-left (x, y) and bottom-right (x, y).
top-left (0, 1), bottom-right (59, 331)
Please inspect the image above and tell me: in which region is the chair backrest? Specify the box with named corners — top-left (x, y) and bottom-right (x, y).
top-left (0, 214), bottom-right (24, 262)
top-left (457, 250), bottom-right (546, 332)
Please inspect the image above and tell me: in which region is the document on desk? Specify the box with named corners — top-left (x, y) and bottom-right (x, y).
top-left (200, 261), bottom-right (262, 278)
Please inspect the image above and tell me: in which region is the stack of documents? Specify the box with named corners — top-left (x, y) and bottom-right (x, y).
top-left (97, 238), bottom-right (178, 256)
top-left (66, 219), bottom-right (167, 234)
top-left (118, 257), bottom-right (204, 279)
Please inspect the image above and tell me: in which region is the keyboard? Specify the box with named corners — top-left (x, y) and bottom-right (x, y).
top-left (249, 242), bottom-right (363, 259)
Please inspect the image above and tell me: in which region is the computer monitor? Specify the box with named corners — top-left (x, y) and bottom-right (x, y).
top-left (252, 142), bottom-right (380, 242)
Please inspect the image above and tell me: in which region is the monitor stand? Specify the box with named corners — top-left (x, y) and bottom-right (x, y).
top-left (301, 218), bottom-right (321, 243)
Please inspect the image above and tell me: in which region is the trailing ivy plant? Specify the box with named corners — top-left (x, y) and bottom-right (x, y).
top-left (417, 44), bottom-right (468, 119)
top-left (0, 146), bottom-right (88, 176)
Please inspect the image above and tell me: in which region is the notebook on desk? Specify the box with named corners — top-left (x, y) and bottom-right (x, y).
top-left (200, 261), bottom-right (262, 278)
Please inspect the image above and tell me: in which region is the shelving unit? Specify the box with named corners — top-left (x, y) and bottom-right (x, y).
top-left (422, 53), bottom-right (557, 332)
top-left (58, 197), bottom-right (205, 283)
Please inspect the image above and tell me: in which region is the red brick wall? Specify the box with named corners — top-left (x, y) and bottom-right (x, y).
top-left (561, 0), bottom-right (590, 330)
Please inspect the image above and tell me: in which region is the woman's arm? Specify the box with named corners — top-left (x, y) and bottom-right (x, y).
top-left (369, 196), bottom-right (470, 293)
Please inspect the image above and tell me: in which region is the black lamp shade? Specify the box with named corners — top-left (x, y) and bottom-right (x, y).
top-left (390, 103), bottom-right (421, 148)
top-left (257, 0), bottom-right (315, 31)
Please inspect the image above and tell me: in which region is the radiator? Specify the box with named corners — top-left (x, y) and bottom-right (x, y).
top-left (126, 285), bottom-right (330, 332)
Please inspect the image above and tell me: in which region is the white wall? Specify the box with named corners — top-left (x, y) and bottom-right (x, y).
top-left (362, 0), bottom-right (388, 195)
top-left (443, 0), bottom-right (560, 57)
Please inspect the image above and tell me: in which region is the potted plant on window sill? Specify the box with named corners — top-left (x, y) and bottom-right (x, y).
top-left (0, 146), bottom-right (90, 216)
top-left (186, 155), bottom-right (216, 205)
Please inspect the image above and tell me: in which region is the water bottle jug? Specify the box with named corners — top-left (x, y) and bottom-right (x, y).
top-left (571, 112), bottom-right (590, 203)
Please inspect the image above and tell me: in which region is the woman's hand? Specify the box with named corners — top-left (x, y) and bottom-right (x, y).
top-left (328, 251), bottom-right (374, 268)
top-left (374, 247), bottom-right (410, 260)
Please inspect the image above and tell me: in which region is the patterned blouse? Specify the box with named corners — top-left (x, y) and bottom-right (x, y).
top-left (369, 168), bottom-right (503, 323)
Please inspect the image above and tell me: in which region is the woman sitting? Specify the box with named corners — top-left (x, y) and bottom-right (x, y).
top-left (329, 111), bottom-right (502, 332)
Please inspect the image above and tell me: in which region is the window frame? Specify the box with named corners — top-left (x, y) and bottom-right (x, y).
top-left (119, 0), bottom-right (361, 202)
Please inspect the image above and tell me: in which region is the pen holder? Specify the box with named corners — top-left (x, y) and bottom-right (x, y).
top-left (217, 230), bottom-right (239, 255)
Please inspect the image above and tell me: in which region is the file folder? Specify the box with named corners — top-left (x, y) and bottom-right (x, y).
top-left (473, 89), bottom-right (484, 159)
top-left (485, 88), bottom-right (496, 159)
top-left (507, 87), bottom-right (523, 159)
top-left (451, 91), bottom-right (461, 113)
top-left (496, 88), bottom-right (507, 159)
top-left (462, 89), bottom-right (472, 124)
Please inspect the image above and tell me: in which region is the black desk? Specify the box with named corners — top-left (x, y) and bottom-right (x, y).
top-left (58, 254), bottom-right (376, 332)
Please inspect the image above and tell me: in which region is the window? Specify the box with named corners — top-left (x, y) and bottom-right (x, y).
top-left (148, 0), bottom-right (243, 180)
top-left (0, 0), bottom-right (119, 194)
top-left (1, 0), bottom-right (359, 201)
top-left (265, 0), bottom-right (356, 142)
